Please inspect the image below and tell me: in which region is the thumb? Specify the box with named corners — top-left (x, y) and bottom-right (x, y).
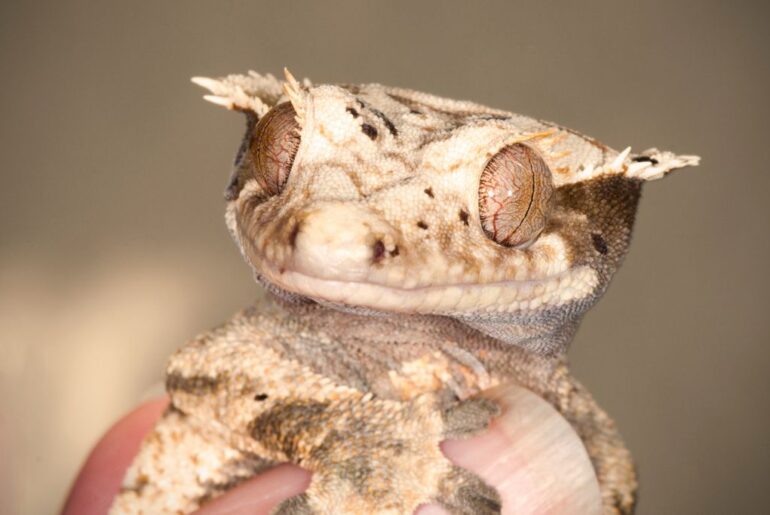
top-left (423, 383), bottom-right (602, 515)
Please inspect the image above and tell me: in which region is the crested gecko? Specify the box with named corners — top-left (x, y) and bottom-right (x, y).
top-left (110, 70), bottom-right (699, 515)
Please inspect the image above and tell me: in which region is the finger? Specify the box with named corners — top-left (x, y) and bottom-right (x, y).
top-left (65, 384), bottom-right (600, 515)
top-left (419, 383), bottom-right (602, 515)
top-left (192, 464), bottom-right (310, 515)
top-left (63, 397), bottom-right (310, 515)
top-left (62, 397), bottom-right (169, 515)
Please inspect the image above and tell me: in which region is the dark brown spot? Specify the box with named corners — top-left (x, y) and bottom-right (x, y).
top-left (372, 108), bottom-right (398, 137)
top-left (254, 393), bottom-right (268, 401)
top-left (476, 114), bottom-right (510, 121)
top-left (337, 455), bottom-right (375, 495)
top-left (344, 169), bottom-right (364, 196)
top-left (119, 473), bottom-right (149, 496)
top-left (166, 404), bottom-right (186, 417)
top-left (361, 123), bottom-right (378, 140)
top-left (442, 397), bottom-right (500, 438)
top-left (611, 489), bottom-right (635, 515)
top-left (166, 373), bottom-right (222, 395)
top-left (346, 107), bottom-right (359, 118)
top-left (631, 155), bottom-right (659, 165)
top-left (591, 232), bottom-right (609, 255)
top-left (288, 221), bottom-right (301, 249)
top-left (417, 221), bottom-right (429, 230)
top-left (390, 245), bottom-right (400, 257)
top-left (424, 187), bottom-right (435, 198)
top-left (384, 119), bottom-right (398, 137)
top-left (409, 108), bottom-right (422, 115)
top-left (459, 209), bottom-right (470, 226)
top-left (372, 240), bottom-right (386, 262)
top-left (273, 493), bottom-right (313, 513)
top-left (438, 466), bottom-right (502, 514)
top-left (248, 400), bottom-right (330, 457)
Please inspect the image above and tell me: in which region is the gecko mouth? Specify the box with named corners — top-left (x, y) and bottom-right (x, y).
top-left (257, 260), bottom-right (598, 315)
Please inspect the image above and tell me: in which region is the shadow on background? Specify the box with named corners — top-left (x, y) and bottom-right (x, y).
top-left (1, 1), bottom-right (768, 513)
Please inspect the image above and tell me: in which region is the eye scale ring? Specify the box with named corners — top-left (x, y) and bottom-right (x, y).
top-left (250, 102), bottom-right (301, 196)
top-left (478, 143), bottom-right (554, 247)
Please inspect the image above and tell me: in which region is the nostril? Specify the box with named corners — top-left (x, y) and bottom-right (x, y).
top-left (372, 240), bottom-right (386, 263)
top-left (289, 221), bottom-right (302, 249)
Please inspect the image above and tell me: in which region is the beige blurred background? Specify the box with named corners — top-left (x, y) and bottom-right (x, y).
top-left (1, 1), bottom-right (768, 513)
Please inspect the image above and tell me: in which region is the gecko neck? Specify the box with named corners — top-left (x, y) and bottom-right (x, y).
top-left (260, 291), bottom-right (565, 388)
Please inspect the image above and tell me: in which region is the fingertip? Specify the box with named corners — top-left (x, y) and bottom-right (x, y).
top-left (63, 386), bottom-right (601, 515)
top-left (62, 397), bottom-right (169, 515)
top-left (63, 398), bottom-right (311, 515)
top-left (194, 464), bottom-right (311, 515)
top-left (440, 384), bottom-right (602, 515)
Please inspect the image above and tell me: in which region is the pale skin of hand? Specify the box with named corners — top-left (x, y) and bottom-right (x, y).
top-left (62, 385), bottom-right (602, 515)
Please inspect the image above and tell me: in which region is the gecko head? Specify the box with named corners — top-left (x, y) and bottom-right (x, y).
top-left (193, 70), bottom-right (699, 354)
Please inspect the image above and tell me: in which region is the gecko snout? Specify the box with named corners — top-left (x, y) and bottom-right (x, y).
top-left (288, 203), bottom-right (399, 281)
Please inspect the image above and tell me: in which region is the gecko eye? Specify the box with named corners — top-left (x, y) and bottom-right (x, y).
top-left (249, 102), bottom-right (301, 195)
top-left (478, 143), bottom-right (554, 247)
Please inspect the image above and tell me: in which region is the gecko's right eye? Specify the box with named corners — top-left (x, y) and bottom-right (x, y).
top-left (249, 102), bottom-right (301, 196)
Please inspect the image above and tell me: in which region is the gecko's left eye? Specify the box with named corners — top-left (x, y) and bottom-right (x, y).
top-left (478, 143), bottom-right (554, 247)
top-left (249, 102), bottom-right (301, 196)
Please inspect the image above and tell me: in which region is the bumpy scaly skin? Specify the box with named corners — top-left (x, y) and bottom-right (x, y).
top-left (110, 70), bottom-right (698, 514)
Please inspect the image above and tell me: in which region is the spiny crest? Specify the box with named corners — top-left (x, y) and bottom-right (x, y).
top-left (281, 68), bottom-right (307, 129)
top-left (192, 69), bottom-right (310, 130)
top-left (624, 149), bottom-right (701, 181)
top-left (592, 147), bottom-right (701, 181)
top-left (191, 70), bottom-right (288, 117)
top-left (191, 70), bottom-right (699, 182)
top-left (505, 130), bottom-right (699, 183)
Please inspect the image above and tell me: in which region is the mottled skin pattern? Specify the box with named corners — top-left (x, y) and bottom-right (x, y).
top-left (110, 70), bottom-right (698, 514)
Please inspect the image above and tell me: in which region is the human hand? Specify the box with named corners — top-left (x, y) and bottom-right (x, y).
top-left (63, 384), bottom-right (601, 515)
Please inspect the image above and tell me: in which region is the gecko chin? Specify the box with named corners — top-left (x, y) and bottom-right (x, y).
top-left (255, 258), bottom-right (599, 316)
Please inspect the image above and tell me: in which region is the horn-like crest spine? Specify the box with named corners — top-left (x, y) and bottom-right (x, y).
top-left (282, 68), bottom-right (307, 128)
